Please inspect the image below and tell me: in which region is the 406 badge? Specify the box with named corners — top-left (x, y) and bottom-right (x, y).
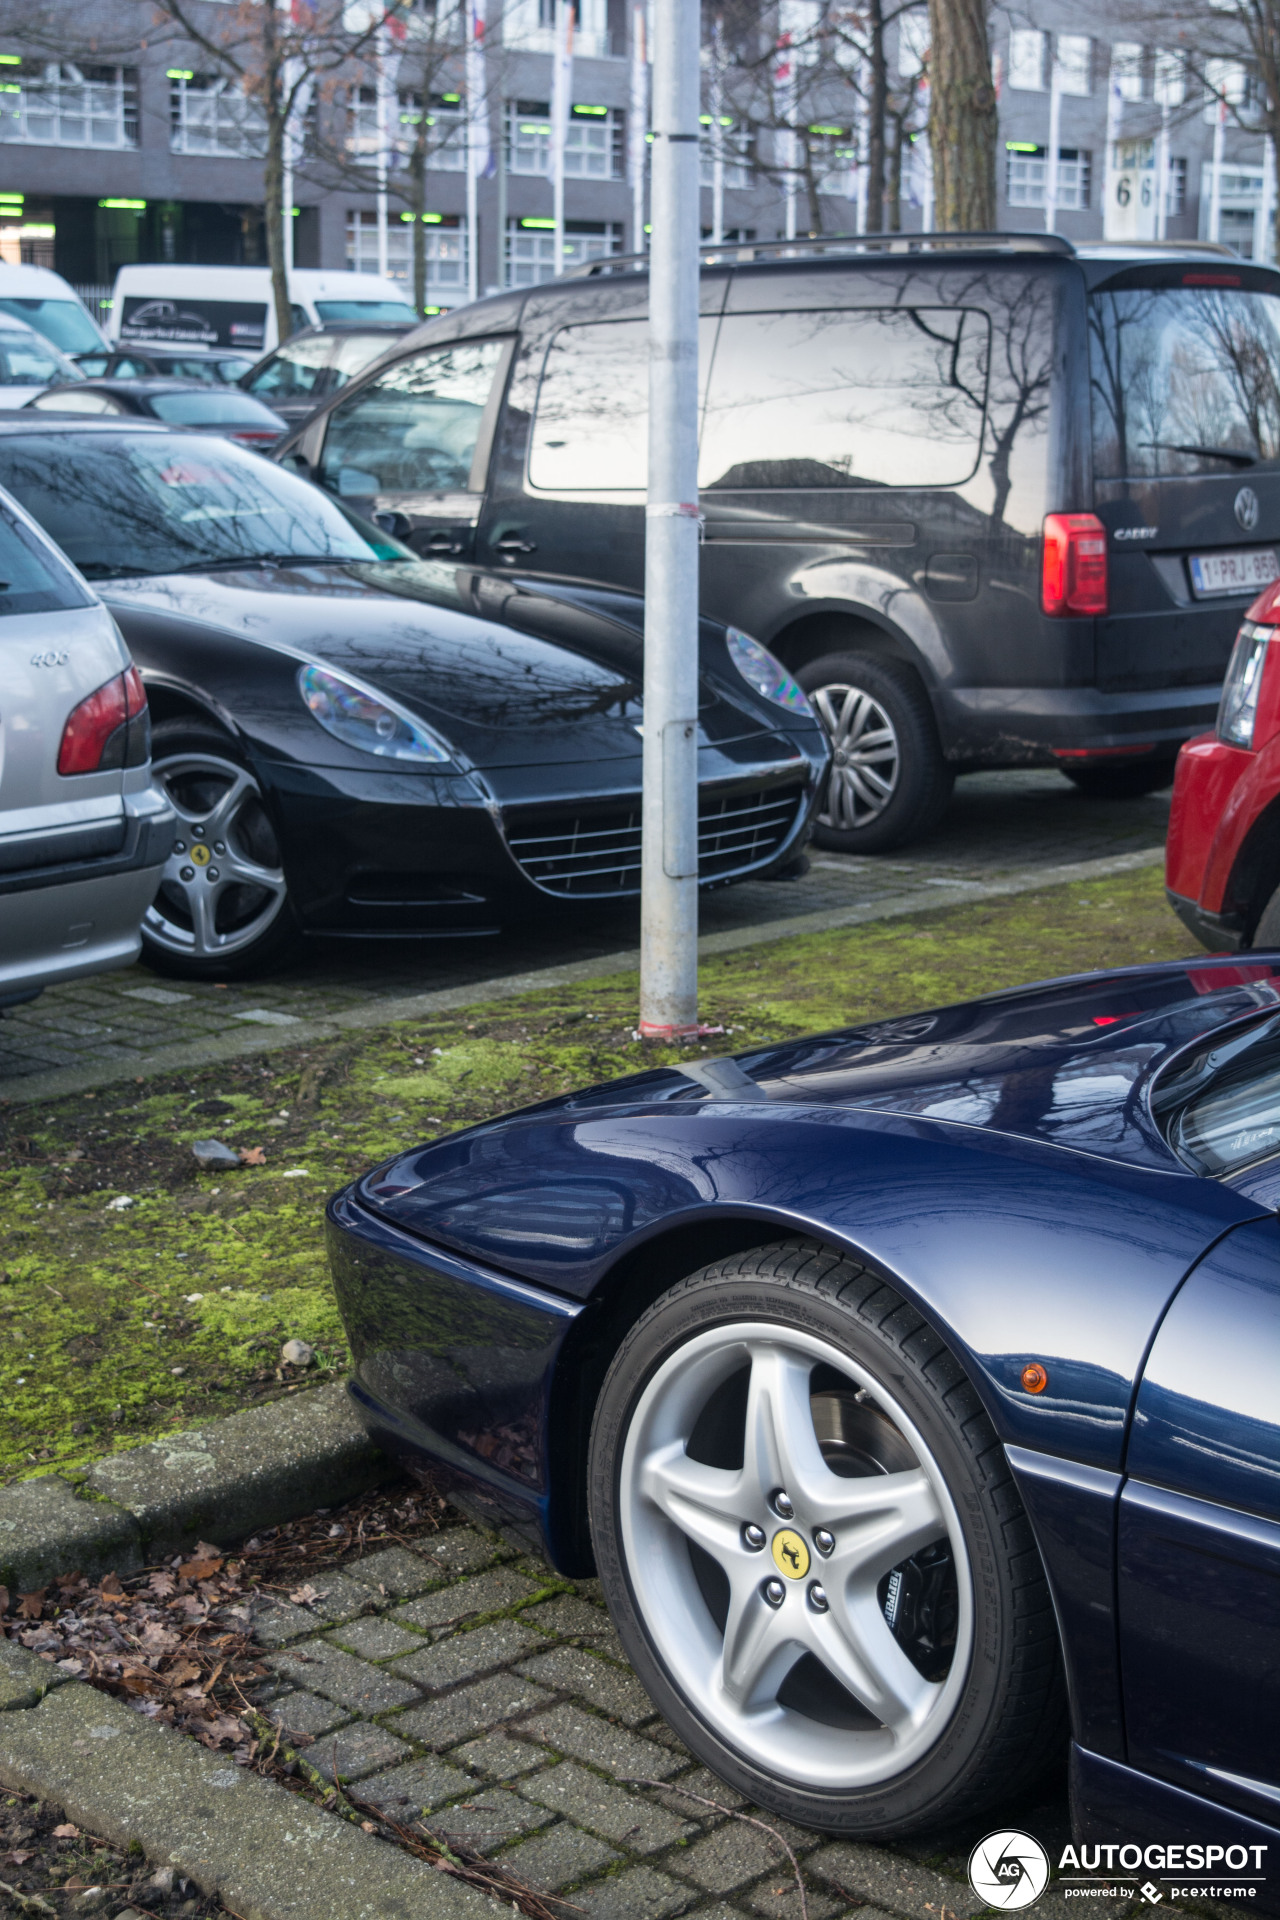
top-left (969, 1831), bottom-right (1052, 1910)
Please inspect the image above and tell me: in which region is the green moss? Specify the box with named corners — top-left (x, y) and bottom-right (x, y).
top-left (0, 863), bottom-right (1192, 1482)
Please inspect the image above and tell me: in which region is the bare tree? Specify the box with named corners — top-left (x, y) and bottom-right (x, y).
top-left (927, 0), bottom-right (995, 228)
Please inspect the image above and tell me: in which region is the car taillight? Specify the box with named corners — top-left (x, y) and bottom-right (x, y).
top-left (227, 429), bottom-right (279, 447)
top-left (1041, 513), bottom-right (1108, 616)
top-left (57, 667), bottom-right (150, 775)
top-left (1218, 620), bottom-right (1276, 748)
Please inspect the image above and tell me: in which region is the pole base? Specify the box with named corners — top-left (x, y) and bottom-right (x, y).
top-left (636, 1021), bottom-right (727, 1041)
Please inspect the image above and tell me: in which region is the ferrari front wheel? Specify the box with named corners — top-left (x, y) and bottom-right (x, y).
top-left (587, 1243), bottom-right (1066, 1837)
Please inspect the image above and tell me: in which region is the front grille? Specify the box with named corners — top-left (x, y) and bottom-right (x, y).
top-left (507, 784), bottom-right (805, 897)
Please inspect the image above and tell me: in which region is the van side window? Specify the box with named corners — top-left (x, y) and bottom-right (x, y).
top-left (698, 308), bottom-right (989, 490)
top-left (528, 316), bottom-right (720, 492)
top-left (319, 340), bottom-right (505, 499)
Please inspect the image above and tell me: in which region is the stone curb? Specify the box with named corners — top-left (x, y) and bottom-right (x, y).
top-left (0, 1381), bottom-right (394, 1593)
top-left (0, 1680), bottom-right (496, 1920)
top-left (0, 844), bottom-right (1166, 1108)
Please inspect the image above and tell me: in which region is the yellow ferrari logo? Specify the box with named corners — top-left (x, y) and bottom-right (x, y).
top-left (190, 843), bottom-right (211, 867)
top-left (771, 1529), bottom-right (810, 1580)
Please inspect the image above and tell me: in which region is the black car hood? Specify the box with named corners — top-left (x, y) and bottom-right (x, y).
top-left (507, 955), bottom-right (1280, 1172)
top-left (105, 560), bottom-right (776, 771)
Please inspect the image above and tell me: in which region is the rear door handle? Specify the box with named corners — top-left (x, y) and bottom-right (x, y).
top-left (425, 529), bottom-right (467, 554)
top-left (494, 533), bottom-right (537, 555)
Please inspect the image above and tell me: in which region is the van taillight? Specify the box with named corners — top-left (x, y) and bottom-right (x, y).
top-left (1042, 513), bottom-right (1108, 617)
top-left (57, 666), bottom-right (150, 775)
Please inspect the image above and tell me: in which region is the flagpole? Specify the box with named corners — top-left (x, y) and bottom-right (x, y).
top-left (551, 0), bottom-right (574, 277)
top-left (1210, 95), bottom-right (1225, 244)
top-left (630, 2), bottom-right (648, 252)
top-left (465, 0), bottom-right (488, 302)
top-left (375, 16), bottom-right (392, 279)
top-left (1044, 39), bottom-right (1061, 234)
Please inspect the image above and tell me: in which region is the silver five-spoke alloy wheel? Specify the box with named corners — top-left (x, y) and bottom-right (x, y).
top-left (618, 1322), bottom-right (972, 1790)
top-left (146, 750), bottom-right (289, 961)
top-left (811, 683), bottom-right (901, 831)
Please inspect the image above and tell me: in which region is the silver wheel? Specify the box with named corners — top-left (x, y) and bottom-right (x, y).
top-left (618, 1322), bottom-right (972, 1791)
top-left (146, 749), bottom-right (289, 961)
top-left (811, 683), bottom-right (901, 831)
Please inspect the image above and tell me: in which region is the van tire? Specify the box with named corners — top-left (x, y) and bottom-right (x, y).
top-left (798, 653), bottom-right (953, 854)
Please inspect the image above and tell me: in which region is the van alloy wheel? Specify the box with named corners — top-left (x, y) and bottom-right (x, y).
top-left (146, 748), bottom-right (289, 962)
top-left (810, 682), bottom-right (902, 830)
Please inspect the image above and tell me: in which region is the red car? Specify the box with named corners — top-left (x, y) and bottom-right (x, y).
top-left (1168, 577), bottom-right (1280, 950)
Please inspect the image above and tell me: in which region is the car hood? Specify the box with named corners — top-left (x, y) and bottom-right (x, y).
top-left (359, 960), bottom-right (1280, 1236)
top-left (105, 561), bottom-right (778, 770)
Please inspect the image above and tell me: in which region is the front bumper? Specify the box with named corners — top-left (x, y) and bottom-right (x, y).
top-left (1166, 888), bottom-right (1243, 954)
top-left (934, 683), bottom-right (1222, 765)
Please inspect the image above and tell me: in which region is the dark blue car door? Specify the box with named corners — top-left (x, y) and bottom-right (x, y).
top-left (1118, 1217), bottom-right (1280, 1828)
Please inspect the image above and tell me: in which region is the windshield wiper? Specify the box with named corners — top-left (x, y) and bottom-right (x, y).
top-left (158, 552), bottom-right (359, 575)
top-left (1140, 440), bottom-right (1259, 468)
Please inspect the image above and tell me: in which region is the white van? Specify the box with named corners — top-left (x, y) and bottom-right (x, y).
top-left (0, 264), bottom-right (108, 357)
top-left (108, 266), bottom-right (418, 357)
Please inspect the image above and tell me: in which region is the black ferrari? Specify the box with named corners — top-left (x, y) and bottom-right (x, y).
top-left (0, 417), bottom-right (828, 978)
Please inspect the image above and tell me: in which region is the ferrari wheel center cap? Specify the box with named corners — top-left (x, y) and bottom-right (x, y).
top-left (770, 1529), bottom-right (810, 1580)
top-left (190, 844), bottom-right (212, 868)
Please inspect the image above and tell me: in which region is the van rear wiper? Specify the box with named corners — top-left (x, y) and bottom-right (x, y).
top-left (1140, 441), bottom-right (1258, 468)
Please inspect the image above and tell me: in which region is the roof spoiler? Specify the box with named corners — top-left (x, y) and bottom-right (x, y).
top-left (563, 229), bottom-right (1077, 280)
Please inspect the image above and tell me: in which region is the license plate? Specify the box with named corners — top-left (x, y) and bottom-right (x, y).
top-left (1189, 547), bottom-right (1280, 597)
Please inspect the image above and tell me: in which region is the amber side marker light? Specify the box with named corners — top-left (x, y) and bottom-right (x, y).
top-left (1021, 1363), bottom-right (1049, 1394)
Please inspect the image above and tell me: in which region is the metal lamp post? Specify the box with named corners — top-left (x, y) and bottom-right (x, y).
top-left (638, 0), bottom-right (701, 1040)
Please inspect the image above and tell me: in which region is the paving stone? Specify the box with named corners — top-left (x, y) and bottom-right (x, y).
top-left (393, 1618), bottom-right (543, 1692)
top-left (807, 1845), bottom-right (984, 1920)
top-left (0, 1477), bottom-right (142, 1595)
top-left (520, 1703), bottom-right (683, 1782)
top-left (647, 1767), bottom-right (748, 1821)
top-left (265, 1689), bottom-right (350, 1740)
top-left (328, 1615), bottom-right (423, 1662)
top-left (575, 1864), bottom-right (693, 1919)
top-left (516, 1644), bottom-right (656, 1726)
top-left (411, 1527), bottom-right (509, 1580)
top-left (305, 1720), bottom-right (414, 1785)
top-left (354, 1756), bottom-right (471, 1817)
top-left (392, 1673), bottom-right (549, 1749)
top-left (302, 1569), bottom-right (383, 1623)
top-left (394, 1567), bottom-right (542, 1635)
top-left (0, 1638), bottom-right (71, 1712)
top-left (746, 1882), bottom-right (845, 1920)
top-left (428, 1788), bottom-right (555, 1852)
top-left (524, 1593), bottom-right (626, 1658)
top-left (268, 1639), bottom-right (422, 1713)
top-left (682, 1821), bottom-right (798, 1894)
top-left (520, 1760), bottom-right (695, 1853)
top-left (453, 1732), bottom-right (552, 1780)
top-left (498, 1822), bottom-right (620, 1893)
top-left (346, 1545), bottom-right (443, 1599)
top-left (251, 1597), bottom-right (327, 1648)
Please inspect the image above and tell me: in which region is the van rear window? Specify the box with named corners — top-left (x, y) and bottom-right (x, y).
top-left (1090, 286), bottom-right (1280, 478)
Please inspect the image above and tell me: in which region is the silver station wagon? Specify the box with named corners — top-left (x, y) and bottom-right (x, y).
top-left (0, 485), bottom-right (172, 1008)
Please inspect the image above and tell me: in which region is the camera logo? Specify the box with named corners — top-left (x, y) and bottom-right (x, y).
top-left (968, 1831), bottom-right (1052, 1910)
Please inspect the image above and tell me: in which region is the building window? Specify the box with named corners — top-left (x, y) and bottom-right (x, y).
top-left (504, 101), bottom-right (625, 178)
top-left (1056, 35), bottom-right (1091, 96)
top-left (0, 61), bottom-right (138, 149)
top-left (348, 88), bottom-right (466, 170)
top-left (500, 0), bottom-right (611, 61)
top-left (699, 117), bottom-right (754, 188)
top-left (170, 72), bottom-right (267, 157)
top-left (1154, 50), bottom-right (1185, 107)
top-left (1111, 43), bottom-right (1144, 102)
top-left (1204, 58), bottom-right (1249, 121)
top-left (1006, 145), bottom-right (1092, 210)
top-left (346, 209), bottom-right (468, 300)
top-left (1008, 30), bottom-right (1046, 92)
top-left (505, 217), bottom-right (621, 287)
top-left (804, 128), bottom-right (857, 197)
top-left (1165, 156), bottom-right (1187, 215)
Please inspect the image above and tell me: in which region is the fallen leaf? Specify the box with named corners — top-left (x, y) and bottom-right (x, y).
top-left (99, 1572), bottom-right (123, 1596)
top-left (0, 1587), bottom-right (9, 1614)
top-left (193, 1540), bottom-right (223, 1560)
top-left (148, 1571), bottom-right (176, 1598)
top-left (166, 1660), bottom-right (201, 1688)
top-left (288, 1583), bottom-right (321, 1607)
top-left (52, 1822), bottom-right (79, 1838)
top-left (16, 1590), bottom-right (46, 1619)
top-left (2, 1850), bottom-right (32, 1865)
top-left (359, 1819), bottom-right (377, 1833)
top-left (238, 1145), bottom-right (266, 1166)
top-left (178, 1557), bottom-right (223, 1581)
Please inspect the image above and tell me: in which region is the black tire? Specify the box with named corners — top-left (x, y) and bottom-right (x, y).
top-left (142, 720), bottom-right (302, 981)
top-left (797, 652), bottom-right (953, 854)
top-left (588, 1242), bottom-right (1067, 1838)
top-left (1250, 884), bottom-right (1280, 950)
top-left (1059, 759), bottom-right (1176, 799)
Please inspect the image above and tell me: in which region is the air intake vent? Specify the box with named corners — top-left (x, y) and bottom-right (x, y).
top-left (506, 784), bottom-right (805, 897)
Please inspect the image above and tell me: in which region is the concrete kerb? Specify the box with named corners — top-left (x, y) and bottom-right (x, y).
top-left (0, 844), bottom-right (1166, 1109)
top-left (0, 1381), bottom-right (395, 1595)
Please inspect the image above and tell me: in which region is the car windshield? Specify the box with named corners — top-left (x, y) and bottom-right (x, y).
top-left (0, 296), bottom-right (102, 356)
top-left (1090, 286), bottom-right (1280, 478)
top-left (0, 432), bottom-right (407, 578)
top-left (0, 327), bottom-right (81, 387)
top-left (147, 389), bottom-right (282, 426)
top-left (1154, 1011), bottom-right (1280, 1173)
top-left (314, 299), bottom-right (417, 324)
top-left (0, 501), bottom-right (94, 615)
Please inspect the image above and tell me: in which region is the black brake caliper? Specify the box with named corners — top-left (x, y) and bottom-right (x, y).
top-left (878, 1540), bottom-right (959, 1682)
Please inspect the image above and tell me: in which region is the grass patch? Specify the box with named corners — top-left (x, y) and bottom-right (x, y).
top-left (0, 862), bottom-right (1191, 1483)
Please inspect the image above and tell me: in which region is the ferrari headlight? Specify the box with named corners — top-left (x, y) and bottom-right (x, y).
top-left (298, 663), bottom-right (451, 764)
top-left (1218, 621), bottom-right (1273, 748)
top-left (725, 627), bottom-right (813, 717)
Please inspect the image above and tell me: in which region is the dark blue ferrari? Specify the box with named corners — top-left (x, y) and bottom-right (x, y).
top-left (327, 954), bottom-right (1280, 1858)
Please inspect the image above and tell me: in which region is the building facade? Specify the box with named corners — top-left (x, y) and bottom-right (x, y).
top-left (0, 1), bottom-right (1272, 330)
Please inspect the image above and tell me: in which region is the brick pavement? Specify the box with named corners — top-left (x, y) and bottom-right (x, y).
top-left (244, 1516), bottom-right (1112, 1920)
top-left (0, 770), bottom-right (1171, 1092)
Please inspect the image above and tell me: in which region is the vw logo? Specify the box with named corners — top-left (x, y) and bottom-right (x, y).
top-left (1236, 486), bottom-right (1260, 532)
top-left (968, 1830), bottom-right (1051, 1910)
